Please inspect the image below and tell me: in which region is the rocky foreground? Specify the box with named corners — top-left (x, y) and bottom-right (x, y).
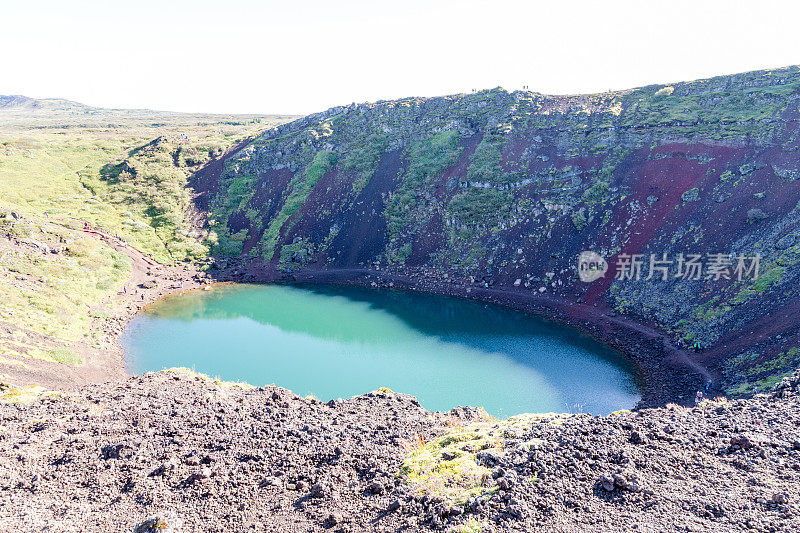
top-left (2, 370), bottom-right (800, 532)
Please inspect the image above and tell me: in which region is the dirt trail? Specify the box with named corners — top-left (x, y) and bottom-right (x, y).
top-left (0, 218), bottom-right (208, 390)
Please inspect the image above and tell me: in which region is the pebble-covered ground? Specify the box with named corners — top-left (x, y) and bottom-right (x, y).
top-left (2, 369), bottom-right (800, 532)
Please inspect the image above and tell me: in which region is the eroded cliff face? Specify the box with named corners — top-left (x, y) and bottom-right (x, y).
top-left (193, 66), bottom-right (800, 395)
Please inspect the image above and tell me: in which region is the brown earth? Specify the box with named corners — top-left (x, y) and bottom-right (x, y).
top-left (2, 367), bottom-right (799, 532)
top-left (0, 220), bottom-right (209, 391)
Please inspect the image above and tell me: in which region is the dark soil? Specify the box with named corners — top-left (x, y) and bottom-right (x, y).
top-left (2, 369), bottom-right (800, 532)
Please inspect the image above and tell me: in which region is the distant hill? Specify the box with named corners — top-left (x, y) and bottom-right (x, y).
top-left (0, 95), bottom-right (90, 111)
top-left (0, 95), bottom-right (297, 129)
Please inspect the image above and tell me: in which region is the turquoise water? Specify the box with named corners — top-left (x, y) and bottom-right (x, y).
top-left (121, 284), bottom-right (640, 416)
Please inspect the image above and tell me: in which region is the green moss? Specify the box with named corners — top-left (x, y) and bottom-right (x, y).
top-left (398, 412), bottom-right (566, 505)
top-left (0, 383), bottom-right (56, 403)
top-left (162, 367), bottom-right (255, 389)
top-left (653, 86), bottom-right (675, 98)
top-left (399, 427), bottom-right (497, 505)
top-left (726, 373), bottom-right (788, 397)
top-left (447, 188), bottom-right (513, 227)
top-left (260, 150), bottom-right (337, 259)
top-left (570, 207), bottom-right (590, 230)
top-left (620, 80), bottom-right (799, 140)
top-left (732, 265), bottom-right (785, 303)
top-left (455, 519), bottom-right (485, 533)
top-left (582, 179), bottom-right (609, 206)
top-left (278, 238), bottom-right (316, 271)
top-left (681, 187), bottom-right (700, 202)
top-left (385, 131), bottom-right (461, 240)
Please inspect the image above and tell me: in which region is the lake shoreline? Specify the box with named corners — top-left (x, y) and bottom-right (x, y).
top-left (123, 282), bottom-right (640, 416)
top-left (3, 226), bottom-right (709, 411)
top-left (203, 260), bottom-right (713, 409)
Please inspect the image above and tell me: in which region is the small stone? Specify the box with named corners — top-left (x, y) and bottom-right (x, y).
top-left (133, 511), bottom-right (182, 533)
top-left (310, 482), bottom-right (327, 498)
top-left (730, 435), bottom-right (754, 449)
top-left (325, 512), bottom-right (343, 527)
top-left (367, 481), bottom-right (384, 495)
top-left (773, 492), bottom-right (790, 504)
top-left (599, 475), bottom-right (615, 492)
top-left (101, 444), bottom-right (126, 460)
top-left (388, 499), bottom-right (401, 512)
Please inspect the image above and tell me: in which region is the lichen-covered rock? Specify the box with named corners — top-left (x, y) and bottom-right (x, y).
top-left (133, 511), bottom-right (183, 533)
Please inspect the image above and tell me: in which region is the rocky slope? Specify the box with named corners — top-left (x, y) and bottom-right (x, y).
top-left (193, 66), bottom-right (800, 399)
top-left (2, 368), bottom-right (800, 532)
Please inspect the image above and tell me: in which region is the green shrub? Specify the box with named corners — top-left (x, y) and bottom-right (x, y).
top-left (582, 179), bottom-right (609, 206)
top-left (260, 150), bottom-right (337, 259)
top-left (448, 188), bottom-right (512, 227)
top-left (385, 131), bottom-right (461, 238)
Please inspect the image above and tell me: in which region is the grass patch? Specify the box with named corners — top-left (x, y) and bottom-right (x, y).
top-left (0, 114), bottom-right (290, 366)
top-left (385, 131), bottom-right (461, 239)
top-left (0, 213), bottom-right (130, 343)
top-left (732, 264), bottom-right (785, 303)
top-left (398, 412), bottom-right (566, 506)
top-left (342, 134), bottom-right (389, 195)
top-left (447, 188), bottom-right (513, 228)
top-left (161, 367), bottom-right (255, 389)
top-left (259, 150), bottom-right (337, 259)
top-left (455, 518), bottom-right (485, 533)
top-left (0, 383), bottom-right (55, 403)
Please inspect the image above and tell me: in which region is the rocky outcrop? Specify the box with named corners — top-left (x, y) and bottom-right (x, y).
top-left (192, 66), bottom-right (800, 398)
top-left (2, 369), bottom-right (800, 531)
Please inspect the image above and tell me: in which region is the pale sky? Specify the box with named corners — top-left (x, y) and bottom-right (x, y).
top-left (1, 0), bottom-right (797, 115)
